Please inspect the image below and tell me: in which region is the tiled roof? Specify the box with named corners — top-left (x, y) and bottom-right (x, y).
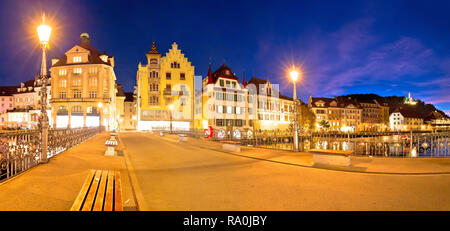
top-left (210, 64), bottom-right (239, 83)
top-left (310, 97), bottom-right (336, 107)
top-left (124, 92), bottom-right (134, 102)
top-left (116, 84), bottom-right (126, 97)
top-left (336, 96), bottom-right (361, 108)
top-left (247, 77), bottom-right (294, 101)
top-left (52, 36), bottom-right (112, 67)
top-left (147, 41), bottom-right (160, 55)
top-left (0, 86), bottom-right (18, 96)
top-left (22, 80), bottom-right (35, 87)
top-left (395, 108), bottom-right (423, 119)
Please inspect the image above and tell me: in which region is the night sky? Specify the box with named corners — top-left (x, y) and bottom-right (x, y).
top-left (0, 0), bottom-right (449, 115)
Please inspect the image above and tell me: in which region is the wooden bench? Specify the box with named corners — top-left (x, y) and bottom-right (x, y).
top-left (309, 149), bottom-right (353, 167)
top-left (70, 169), bottom-right (123, 211)
top-left (222, 141), bottom-right (241, 152)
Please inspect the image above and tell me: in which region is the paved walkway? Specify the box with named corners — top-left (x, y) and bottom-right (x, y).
top-left (120, 132), bottom-right (450, 210)
top-left (0, 132), bottom-right (137, 211)
top-left (158, 133), bottom-right (450, 174)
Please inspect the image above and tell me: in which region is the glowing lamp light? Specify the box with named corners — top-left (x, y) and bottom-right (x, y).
top-left (202, 120), bottom-right (208, 129)
top-left (98, 102), bottom-right (103, 108)
top-left (37, 14), bottom-right (51, 45)
top-left (289, 68), bottom-right (299, 82)
top-left (169, 104), bottom-right (174, 111)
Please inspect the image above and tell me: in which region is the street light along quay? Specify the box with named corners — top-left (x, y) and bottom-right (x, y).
top-left (289, 66), bottom-right (300, 152)
top-left (98, 102), bottom-right (103, 133)
top-left (37, 13), bottom-right (51, 163)
top-left (169, 104), bottom-right (174, 133)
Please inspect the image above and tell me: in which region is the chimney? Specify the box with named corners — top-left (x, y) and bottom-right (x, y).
top-left (80, 32), bottom-right (90, 45)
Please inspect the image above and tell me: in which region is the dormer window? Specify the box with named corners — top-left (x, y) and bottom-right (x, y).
top-left (73, 56), bottom-right (82, 63)
top-left (100, 55), bottom-right (108, 63)
top-left (150, 59), bottom-right (158, 64)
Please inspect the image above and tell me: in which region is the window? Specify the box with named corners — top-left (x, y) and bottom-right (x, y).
top-left (150, 59), bottom-right (158, 64)
top-left (89, 91), bottom-right (97, 98)
top-left (73, 68), bottom-right (82, 74)
top-left (166, 72), bottom-right (171, 80)
top-left (227, 106), bottom-right (232, 114)
top-left (59, 92), bottom-right (67, 99)
top-left (72, 106), bottom-right (82, 113)
top-left (232, 82), bottom-right (236, 88)
top-left (89, 67), bottom-right (97, 74)
top-left (226, 81), bottom-right (230, 88)
top-left (220, 80), bottom-right (224, 87)
top-left (72, 78), bottom-right (81, 87)
top-left (151, 71), bottom-right (159, 78)
top-left (73, 56), bottom-right (82, 63)
top-left (180, 73), bottom-right (185, 80)
top-left (101, 56), bottom-right (108, 62)
top-left (59, 69), bottom-right (67, 76)
top-left (171, 62), bottom-right (180, 69)
top-left (216, 119), bottom-right (224, 126)
top-left (73, 90), bottom-right (82, 98)
top-left (89, 77), bottom-right (98, 87)
top-left (59, 80), bottom-right (67, 88)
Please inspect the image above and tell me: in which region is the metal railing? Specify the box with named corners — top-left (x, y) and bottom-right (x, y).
top-left (175, 128), bottom-right (450, 158)
top-left (0, 127), bottom-right (99, 182)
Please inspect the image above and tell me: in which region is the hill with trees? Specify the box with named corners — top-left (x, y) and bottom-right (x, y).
top-left (341, 93), bottom-right (448, 118)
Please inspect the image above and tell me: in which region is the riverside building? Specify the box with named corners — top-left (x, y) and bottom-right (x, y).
top-left (136, 42), bottom-right (195, 131)
top-left (49, 33), bottom-right (118, 130)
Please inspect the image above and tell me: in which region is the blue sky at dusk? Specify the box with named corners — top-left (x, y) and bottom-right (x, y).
top-left (0, 0), bottom-right (449, 115)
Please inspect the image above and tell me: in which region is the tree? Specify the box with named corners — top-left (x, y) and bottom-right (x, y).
top-left (287, 101), bottom-right (316, 133)
top-left (297, 103), bottom-right (316, 132)
top-left (319, 120), bottom-right (330, 131)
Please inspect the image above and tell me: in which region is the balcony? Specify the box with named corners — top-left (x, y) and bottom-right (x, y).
top-left (50, 97), bottom-right (110, 103)
top-left (163, 89), bottom-right (172, 96)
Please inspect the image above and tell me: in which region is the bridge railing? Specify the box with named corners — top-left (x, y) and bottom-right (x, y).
top-left (176, 129), bottom-right (450, 158)
top-left (0, 127), bottom-right (99, 181)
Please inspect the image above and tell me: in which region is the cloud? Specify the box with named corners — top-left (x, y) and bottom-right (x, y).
top-left (254, 17), bottom-right (450, 113)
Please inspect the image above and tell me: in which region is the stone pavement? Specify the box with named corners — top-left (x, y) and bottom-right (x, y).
top-left (158, 132), bottom-right (450, 175)
top-left (0, 132), bottom-right (137, 211)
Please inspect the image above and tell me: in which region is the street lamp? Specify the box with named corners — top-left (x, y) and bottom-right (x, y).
top-left (98, 102), bottom-right (103, 133)
top-left (169, 104), bottom-right (174, 133)
top-left (289, 66), bottom-right (300, 152)
top-left (37, 14), bottom-right (51, 163)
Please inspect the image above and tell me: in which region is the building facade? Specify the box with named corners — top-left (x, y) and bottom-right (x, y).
top-left (390, 108), bottom-right (424, 131)
top-left (359, 100), bottom-right (383, 131)
top-left (123, 92), bottom-right (137, 130)
top-left (49, 33), bottom-right (117, 130)
top-left (246, 77), bottom-right (294, 131)
top-left (136, 42), bottom-right (195, 131)
top-left (308, 96), bottom-right (363, 132)
top-left (195, 64), bottom-right (250, 139)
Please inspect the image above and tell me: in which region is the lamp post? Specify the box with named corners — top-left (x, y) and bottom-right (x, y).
top-left (37, 14), bottom-right (51, 163)
top-left (290, 66), bottom-right (299, 152)
top-left (98, 102), bottom-right (103, 133)
top-left (169, 104), bottom-right (174, 133)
